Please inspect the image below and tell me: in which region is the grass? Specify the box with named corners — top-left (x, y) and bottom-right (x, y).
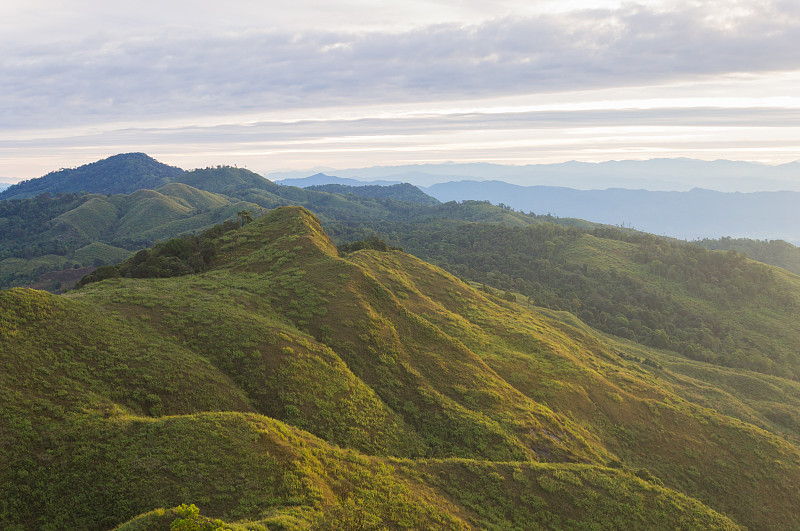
top-left (3, 207), bottom-right (799, 529)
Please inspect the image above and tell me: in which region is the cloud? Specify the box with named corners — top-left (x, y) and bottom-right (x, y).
top-left (2, 1), bottom-right (799, 132)
top-left (5, 106), bottom-right (799, 153)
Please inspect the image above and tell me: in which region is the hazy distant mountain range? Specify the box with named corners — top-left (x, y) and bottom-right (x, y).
top-left (270, 158), bottom-right (800, 192)
top-left (278, 175), bottom-right (800, 243)
top-left (5, 154), bottom-right (800, 242)
top-left (424, 181), bottom-right (800, 242)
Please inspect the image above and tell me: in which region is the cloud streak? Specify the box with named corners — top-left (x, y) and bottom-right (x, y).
top-left (3, 1), bottom-right (800, 180)
top-left (3, 2), bottom-right (800, 130)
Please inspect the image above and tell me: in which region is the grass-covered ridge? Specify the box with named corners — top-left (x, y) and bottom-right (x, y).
top-left (4, 207), bottom-right (800, 528)
top-left (0, 183), bottom-right (260, 288)
top-left (328, 217), bottom-right (800, 381)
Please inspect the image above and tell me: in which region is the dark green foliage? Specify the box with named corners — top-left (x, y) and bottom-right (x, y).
top-left (236, 209), bottom-right (254, 227)
top-left (76, 220), bottom-right (238, 286)
top-left (697, 236), bottom-right (800, 276)
top-left (0, 184), bottom-right (255, 289)
top-left (328, 219), bottom-right (800, 380)
top-left (337, 236), bottom-right (402, 253)
top-left (172, 166), bottom-right (271, 195)
top-left (82, 264), bottom-right (121, 283)
top-left (0, 192), bottom-right (87, 260)
top-left (0, 153), bottom-right (182, 200)
top-left (307, 183), bottom-right (440, 205)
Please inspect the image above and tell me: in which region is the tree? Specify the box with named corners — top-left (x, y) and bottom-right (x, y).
top-left (236, 209), bottom-right (253, 227)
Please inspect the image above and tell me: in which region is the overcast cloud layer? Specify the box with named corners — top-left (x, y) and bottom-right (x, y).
top-left (2, 0), bottom-right (800, 183)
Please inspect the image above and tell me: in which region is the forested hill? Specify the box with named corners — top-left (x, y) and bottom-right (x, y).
top-left (0, 184), bottom-right (260, 289)
top-left (328, 217), bottom-right (800, 381)
top-left (4, 155), bottom-right (800, 383)
top-left (0, 153), bottom-right (184, 200)
top-left (5, 206), bottom-right (800, 529)
top-left (0, 162), bottom-right (550, 289)
top-left (306, 182), bottom-right (440, 204)
top-left (696, 236), bottom-right (800, 276)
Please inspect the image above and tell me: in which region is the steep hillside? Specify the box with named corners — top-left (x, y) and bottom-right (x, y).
top-left (328, 219), bottom-right (800, 381)
top-left (0, 153), bottom-right (183, 200)
top-left (0, 158), bottom-right (583, 291)
top-left (0, 183), bottom-right (260, 288)
top-left (5, 159), bottom-right (800, 384)
top-left (3, 207), bottom-right (800, 529)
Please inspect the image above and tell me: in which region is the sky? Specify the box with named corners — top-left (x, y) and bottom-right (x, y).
top-left (2, 0), bottom-right (800, 183)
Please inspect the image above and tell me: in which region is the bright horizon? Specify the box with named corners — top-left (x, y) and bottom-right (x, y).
top-left (2, 1), bottom-right (800, 185)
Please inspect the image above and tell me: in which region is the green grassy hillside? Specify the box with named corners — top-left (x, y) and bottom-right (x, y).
top-left (5, 162), bottom-right (800, 383)
top-left (0, 184), bottom-right (261, 288)
top-left (329, 219), bottom-right (800, 381)
top-left (4, 207), bottom-right (800, 529)
top-left (0, 161), bottom-right (572, 291)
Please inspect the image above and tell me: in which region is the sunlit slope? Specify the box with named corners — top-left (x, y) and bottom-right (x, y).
top-left (350, 245), bottom-right (800, 529)
top-left (74, 207), bottom-right (601, 464)
top-left (0, 290), bottom-right (737, 531)
top-left (51, 184), bottom-right (258, 243)
top-left (376, 220), bottom-right (800, 381)
top-left (1, 206), bottom-right (795, 529)
top-left (559, 232), bottom-right (800, 377)
top-left (78, 207), bottom-right (800, 528)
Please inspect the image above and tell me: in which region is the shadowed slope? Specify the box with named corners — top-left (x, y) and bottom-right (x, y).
top-left (0, 153), bottom-right (183, 200)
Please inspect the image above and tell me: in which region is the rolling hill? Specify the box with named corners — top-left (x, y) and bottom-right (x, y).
top-left (0, 159), bottom-right (541, 290)
top-left (267, 158), bottom-right (800, 192)
top-left (6, 207), bottom-right (800, 528)
top-left (5, 157), bottom-right (800, 386)
top-left (695, 236), bottom-right (800, 276)
top-left (0, 182), bottom-right (261, 289)
top-left (327, 216), bottom-right (800, 382)
top-left (0, 153), bottom-right (184, 200)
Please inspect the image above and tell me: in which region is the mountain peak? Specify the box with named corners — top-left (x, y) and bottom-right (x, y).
top-left (217, 206), bottom-right (339, 268)
top-left (0, 152), bottom-right (184, 200)
top-left (172, 166), bottom-right (273, 194)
